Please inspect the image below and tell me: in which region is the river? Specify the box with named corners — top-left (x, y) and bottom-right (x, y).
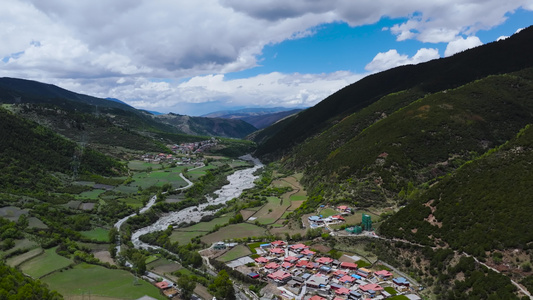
top-left (130, 155), bottom-right (263, 250)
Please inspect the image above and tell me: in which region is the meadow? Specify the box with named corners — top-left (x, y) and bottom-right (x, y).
top-left (19, 247), bottom-right (73, 278)
top-left (42, 262), bottom-right (165, 300)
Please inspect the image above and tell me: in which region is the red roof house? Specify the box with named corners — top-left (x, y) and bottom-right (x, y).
top-left (301, 249), bottom-right (316, 256)
top-left (284, 256), bottom-right (299, 263)
top-left (271, 240), bottom-right (286, 247)
top-left (290, 243), bottom-right (309, 251)
top-left (316, 257), bottom-right (334, 265)
top-left (335, 287), bottom-right (351, 295)
top-left (155, 281), bottom-right (170, 289)
top-left (255, 257), bottom-right (269, 263)
top-left (375, 270), bottom-right (393, 279)
top-left (281, 262), bottom-right (294, 269)
top-left (359, 283), bottom-right (383, 292)
top-left (339, 275), bottom-right (356, 283)
top-left (270, 247), bottom-right (285, 255)
top-left (265, 262), bottom-right (279, 270)
top-left (309, 296), bottom-right (326, 300)
top-left (340, 262), bottom-right (358, 270)
top-left (267, 270), bottom-right (292, 282)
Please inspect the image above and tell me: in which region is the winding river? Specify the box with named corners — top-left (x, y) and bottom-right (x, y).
top-left (128, 155), bottom-right (263, 250)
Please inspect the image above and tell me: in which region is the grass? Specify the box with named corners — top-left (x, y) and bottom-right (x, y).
top-left (80, 228), bottom-right (110, 242)
top-left (384, 287), bottom-right (398, 295)
top-left (290, 195), bottom-right (307, 201)
top-left (252, 197), bottom-right (291, 225)
top-left (42, 262), bottom-right (165, 300)
top-left (6, 247), bottom-right (43, 267)
top-left (0, 206), bottom-right (28, 221)
top-left (0, 239), bottom-right (39, 258)
top-left (169, 214), bottom-right (234, 244)
top-left (216, 245), bottom-right (252, 262)
top-left (318, 208), bottom-right (338, 218)
top-left (76, 189), bottom-right (106, 200)
top-left (19, 247), bottom-right (73, 278)
top-left (247, 242), bottom-right (263, 254)
top-left (28, 217), bottom-right (48, 229)
top-left (201, 223), bottom-right (267, 244)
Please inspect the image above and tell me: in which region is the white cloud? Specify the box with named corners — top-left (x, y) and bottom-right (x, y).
top-left (0, 0), bottom-right (531, 114)
top-left (444, 36), bottom-right (483, 57)
top-left (365, 48), bottom-right (440, 73)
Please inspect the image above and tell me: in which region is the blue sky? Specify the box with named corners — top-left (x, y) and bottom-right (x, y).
top-left (1, 1), bottom-right (533, 115)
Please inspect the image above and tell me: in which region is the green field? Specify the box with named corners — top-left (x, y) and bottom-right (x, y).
top-left (19, 247), bottom-right (73, 278)
top-left (319, 208), bottom-right (338, 218)
top-left (128, 160), bottom-right (162, 171)
top-left (201, 223), bottom-right (267, 244)
top-left (42, 263), bottom-right (165, 300)
top-left (252, 197), bottom-right (291, 225)
top-left (129, 168), bottom-right (188, 189)
top-left (0, 206), bottom-right (28, 221)
top-left (186, 165), bottom-right (216, 180)
top-left (290, 195), bottom-right (307, 201)
top-left (0, 238), bottom-right (39, 258)
top-left (76, 189), bottom-right (106, 200)
top-left (170, 214), bottom-right (234, 244)
top-left (6, 247), bottom-right (43, 267)
top-left (217, 244), bottom-right (252, 262)
top-left (80, 228), bottom-right (110, 242)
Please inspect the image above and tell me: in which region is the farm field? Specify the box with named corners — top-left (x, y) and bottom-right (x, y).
top-left (0, 206), bottom-right (28, 221)
top-left (19, 247), bottom-right (73, 278)
top-left (42, 263), bottom-right (165, 300)
top-left (6, 247), bottom-right (43, 267)
top-left (0, 238), bottom-right (39, 258)
top-left (147, 257), bottom-right (182, 277)
top-left (28, 216), bottom-right (48, 229)
top-left (251, 197), bottom-right (291, 225)
top-left (201, 223), bottom-right (267, 244)
top-left (170, 214), bottom-right (234, 244)
top-left (76, 189), bottom-right (106, 199)
top-left (216, 244), bottom-right (252, 262)
top-left (80, 228), bottom-right (110, 242)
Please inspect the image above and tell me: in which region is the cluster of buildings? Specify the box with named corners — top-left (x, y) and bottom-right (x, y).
top-left (245, 240), bottom-right (420, 300)
top-left (171, 138), bottom-right (218, 154)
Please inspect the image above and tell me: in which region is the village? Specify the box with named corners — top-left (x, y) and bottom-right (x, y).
top-left (202, 206), bottom-right (423, 300)
top-left (139, 138), bottom-right (219, 164)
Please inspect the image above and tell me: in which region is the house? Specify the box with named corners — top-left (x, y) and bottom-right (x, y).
top-left (265, 262), bottom-right (279, 270)
top-left (255, 257), bottom-right (269, 264)
top-left (339, 275), bottom-right (356, 284)
top-left (155, 281), bottom-right (171, 290)
top-left (301, 249), bottom-right (316, 256)
top-left (359, 283), bottom-right (383, 294)
top-left (267, 270), bottom-right (292, 284)
top-left (308, 296), bottom-right (327, 300)
top-left (392, 277), bottom-right (410, 287)
top-left (334, 287), bottom-right (351, 296)
top-left (282, 262), bottom-right (294, 269)
top-left (291, 243), bottom-right (309, 252)
top-left (248, 272), bottom-right (260, 279)
top-left (316, 257), bottom-right (334, 265)
top-left (331, 215), bottom-right (345, 222)
top-left (284, 256), bottom-right (299, 263)
top-left (374, 270), bottom-right (393, 280)
top-left (270, 247), bottom-right (285, 255)
top-left (319, 265), bottom-right (332, 273)
top-left (357, 268), bottom-right (372, 278)
top-left (332, 269), bottom-right (347, 278)
top-left (349, 291), bottom-right (363, 299)
top-left (305, 274), bottom-right (329, 288)
top-left (272, 240), bottom-right (287, 247)
top-left (340, 262), bottom-right (358, 270)
top-left (337, 205), bottom-right (349, 212)
top-left (213, 242), bottom-right (226, 250)
top-left (296, 260), bottom-right (310, 268)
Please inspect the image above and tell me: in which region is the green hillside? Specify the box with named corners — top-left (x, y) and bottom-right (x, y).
top-left (255, 26), bottom-right (533, 160)
top-left (0, 108), bottom-right (124, 196)
top-left (379, 122), bottom-right (533, 256)
top-left (298, 69), bottom-right (533, 207)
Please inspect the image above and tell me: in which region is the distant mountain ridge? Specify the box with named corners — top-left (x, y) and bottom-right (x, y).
top-left (0, 78), bottom-right (259, 142)
top-left (203, 107), bottom-right (304, 129)
top-left (156, 113), bottom-right (257, 138)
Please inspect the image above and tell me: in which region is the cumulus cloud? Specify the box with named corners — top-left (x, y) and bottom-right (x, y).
top-left (365, 48), bottom-right (440, 73)
top-left (1, 0), bottom-right (531, 114)
top-left (444, 36), bottom-right (483, 57)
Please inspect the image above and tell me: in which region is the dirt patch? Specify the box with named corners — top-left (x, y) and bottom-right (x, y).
top-left (310, 243), bottom-right (332, 253)
top-left (94, 251), bottom-right (116, 266)
top-left (194, 284), bottom-right (212, 300)
top-left (288, 201), bottom-right (304, 211)
top-left (424, 214), bottom-right (442, 228)
top-left (80, 203), bottom-right (95, 210)
top-left (240, 209), bottom-right (257, 220)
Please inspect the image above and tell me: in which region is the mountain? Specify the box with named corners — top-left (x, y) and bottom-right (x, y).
top-left (251, 26), bottom-right (533, 292)
top-left (203, 107), bottom-right (304, 129)
top-left (0, 78), bottom-right (259, 155)
top-left (155, 113), bottom-right (257, 138)
top-left (254, 26), bottom-right (533, 161)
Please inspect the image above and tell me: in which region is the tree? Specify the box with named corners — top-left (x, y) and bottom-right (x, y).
top-left (209, 270), bottom-right (235, 300)
top-left (178, 275), bottom-right (196, 299)
top-left (132, 252), bottom-right (146, 275)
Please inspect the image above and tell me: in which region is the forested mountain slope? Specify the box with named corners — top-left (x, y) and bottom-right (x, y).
top-left (254, 26), bottom-right (533, 160)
